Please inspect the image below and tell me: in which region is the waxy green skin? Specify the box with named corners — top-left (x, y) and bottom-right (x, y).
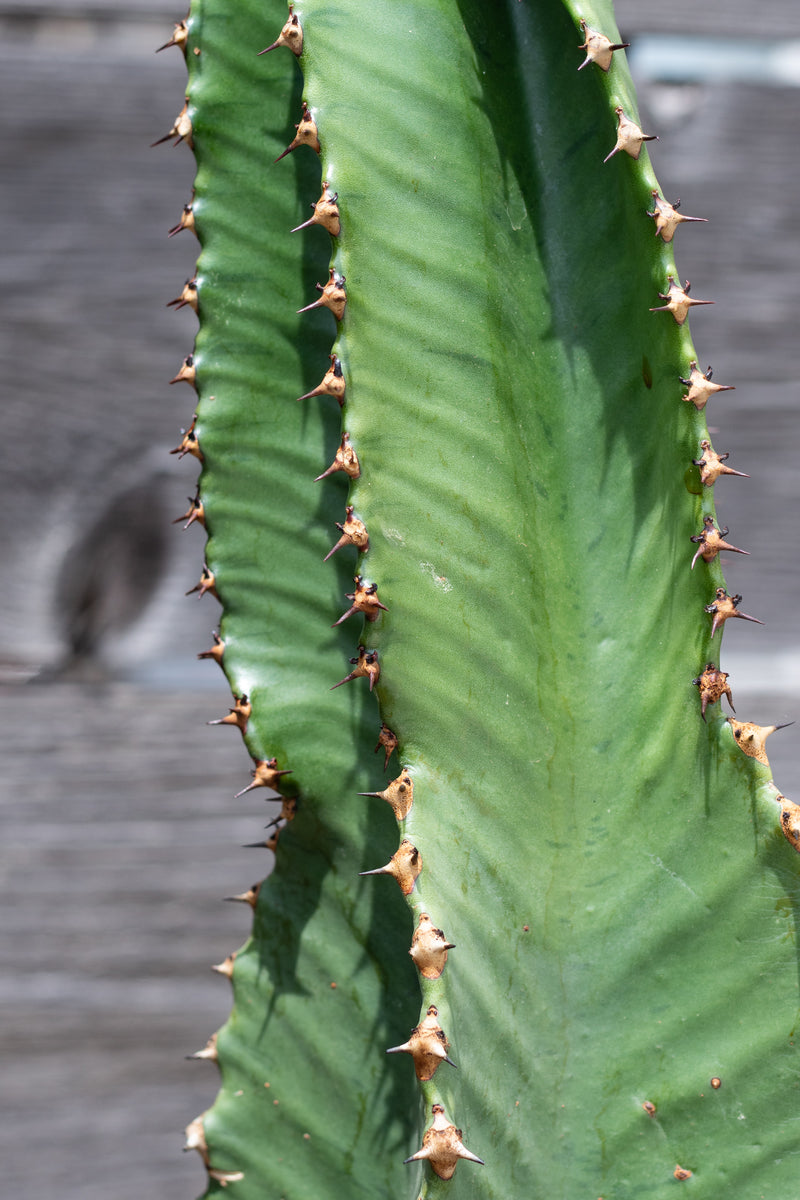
top-left (168, 1), bottom-right (800, 1197)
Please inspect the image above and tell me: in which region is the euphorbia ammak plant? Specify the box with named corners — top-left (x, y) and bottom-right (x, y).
top-left (156, 2), bottom-right (800, 1196)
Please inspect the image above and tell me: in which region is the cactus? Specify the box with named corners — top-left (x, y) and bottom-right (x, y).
top-left (156, 2), bottom-right (800, 1197)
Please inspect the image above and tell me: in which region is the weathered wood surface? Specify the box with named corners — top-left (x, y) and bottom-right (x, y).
top-left (2, 4), bottom-right (799, 1198)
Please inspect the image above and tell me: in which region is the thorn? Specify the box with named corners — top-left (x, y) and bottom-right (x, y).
top-left (776, 793), bottom-right (800, 853)
top-left (151, 99), bottom-right (192, 147)
top-left (198, 631), bottom-right (225, 664)
top-left (208, 693), bottom-right (251, 733)
top-left (173, 493), bottom-right (205, 530)
top-left (358, 769), bottom-right (414, 820)
top-left (156, 19), bottom-right (188, 54)
top-left (224, 882), bottom-right (261, 908)
top-left (298, 354), bottom-right (346, 405)
top-left (692, 439), bottom-right (749, 487)
top-left (386, 1003), bottom-right (455, 1079)
top-left (360, 838), bottom-right (422, 895)
top-left (330, 644), bottom-right (380, 691)
top-left (647, 191), bottom-right (706, 243)
top-left (374, 723), bottom-right (398, 770)
top-left (169, 353), bottom-right (196, 387)
top-left (168, 203), bottom-right (195, 238)
top-left (166, 278), bottom-right (199, 313)
top-left (332, 574), bottom-right (388, 626)
top-left (650, 276), bottom-right (712, 325)
top-left (208, 1168), bottom-right (245, 1187)
top-left (257, 4), bottom-right (303, 57)
top-left (186, 1033), bottom-right (218, 1061)
top-left (690, 515), bottom-right (749, 568)
top-left (274, 101), bottom-right (320, 162)
top-left (243, 836), bottom-right (279, 851)
top-left (603, 106), bottom-right (657, 162)
top-left (185, 564), bottom-right (217, 599)
top-left (184, 1114), bottom-right (209, 1163)
top-left (680, 361), bottom-right (734, 411)
top-left (409, 912), bottom-right (455, 980)
top-left (234, 757), bottom-right (292, 798)
top-left (577, 19), bottom-right (629, 71)
top-left (291, 180), bottom-right (341, 237)
top-left (404, 1104), bottom-right (484, 1180)
top-left (692, 662), bottom-right (734, 721)
top-left (315, 431), bottom-right (361, 481)
top-left (728, 718), bottom-right (793, 766)
top-left (323, 505), bottom-right (369, 561)
top-left (297, 267), bottom-right (346, 321)
top-left (169, 414), bottom-right (203, 461)
top-left (211, 953), bottom-right (236, 979)
top-left (705, 588), bottom-right (764, 638)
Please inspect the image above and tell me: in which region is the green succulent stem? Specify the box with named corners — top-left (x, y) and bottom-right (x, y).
top-left (159, 1), bottom-right (800, 1197)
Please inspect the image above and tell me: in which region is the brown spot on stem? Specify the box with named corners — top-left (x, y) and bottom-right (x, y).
top-left (361, 839), bottom-right (422, 895)
top-left (386, 1003), bottom-right (454, 1079)
top-left (298, 354), bottom-right (346, 405)
top-left (257, 4), bottom-right (303, 57)
top-left (358, 770), bottom-right (414, 820)
top-left (603, 107), bottom-right (657, 162)
top-left (409, 912), bottom-right (455, 980)
top-left (375, 723), bottom-right (398, 770)
top-left (291, 180), bottom-right (341, 237)
top-left (297, 267), bottom-right (346, 321)
top-left (710, 1076), bottom-right (722, 1090)
top-left (275, 101), bottom-right (320, 162)
top-left (777, 794), bottom-right (800, 852)
top-left (152, 99), bottom-right (192, 147)
top-left (642, 1100), bottom-right (656, 1117)
top-left (404, 1104), bottom-right (484, 1180)
top-left (324, 506), bottom-right (369, 561)
top-left (647, 192), bottom-right (706, 243)
top-left (673, 1165), bottom-right (692, 1182)
top-left (315, 431), bottom-right (360, 481)
top-left (705, 588), bottom-right (763, 639)
top-left (680, 362), bottom-right (735, 411)
top-left (577, 19), bottom-right (629, 71)
top-left (728, 718), bottom-right (794, 766)
top-left (692, 439), bottom-right (749, 487)
top-left (330, 645), bottom-right (380, 692)
top-left (332, 575), bottom-right (388, 626)
top-left (208, 693), bottom-right (251, 733)
top-left (692, 663), bottom-right (734, 721)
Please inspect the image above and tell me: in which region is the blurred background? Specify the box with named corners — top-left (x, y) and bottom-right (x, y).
top-left (1, 2), bottom-right (798, 1197)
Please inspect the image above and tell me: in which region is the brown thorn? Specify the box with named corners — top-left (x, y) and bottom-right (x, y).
top-left (290, 181), bottom-right (341, 237)
top-left (224, 882), bottom-right (261, 908)
top-left (404, 1104), bottom-right (484, 1180)
top-left (332, 575), bottom-right (388, 626)
top-left (185, 564), bottom-right (217, 599)
top-left (257, 5), bottom-right (303, 57)
top-left (298, 354), bottom-right (346, 405)
top-left (172, 493), bottom-right (205, 530)
top-left (169, 353), bottom-right (196, 387)
top-left (650, 277), bottom-right (713, 325)
top-left (207, 693), bottom-right (251, 734)
top-left (274, 101), bottom-right (319, 162)
top-left (358, 769), bottom-right (414, 820)
top-left (168, 203), bottom-right (195, 238)
top-left (197, 631), bottom-right (225, 664)
top-left (156, 19), bottom-right (188, 54)
top-left (680, 361), bottom-right (735, 411)
top-left (374, 723), bottom-right (398, 770)
top-left (330, 645), bottom-right (380, 692)
top-left (577, 20), bottom-right (629, 71)
top-left (690, 515), bottom-right (749, 568)
top-left (692, 663), bottom-right (734, 721)
top-left (297, 267), bottom-right (346, 321)
top-left (151, 99), bottom-right (192, 148)
top-left (234, 757), bottom-right (292, 798)
top-left (705, 588), bottom-right (764, 638)
top-left (166, 278), bottom-right (198, 313)
top-left (360, 839), bottom-right (422, 896)
top-left (323, 506), bottom-right (369, 561)
top-left (603, 107), bottom-right (657, 162)
top-left (409, 912), bottom-right (455, 979)
top-left (729, 719), bottom-right (794, 766)
top-left (647, 191), bottom-right (706, 243)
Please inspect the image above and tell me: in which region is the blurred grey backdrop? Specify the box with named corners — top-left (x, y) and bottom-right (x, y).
top-left (1, 2), bottom-right (799, 1197)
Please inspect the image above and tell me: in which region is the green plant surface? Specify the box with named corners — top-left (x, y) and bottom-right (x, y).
top-left (161, 1), bottom-right (800, 1197)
